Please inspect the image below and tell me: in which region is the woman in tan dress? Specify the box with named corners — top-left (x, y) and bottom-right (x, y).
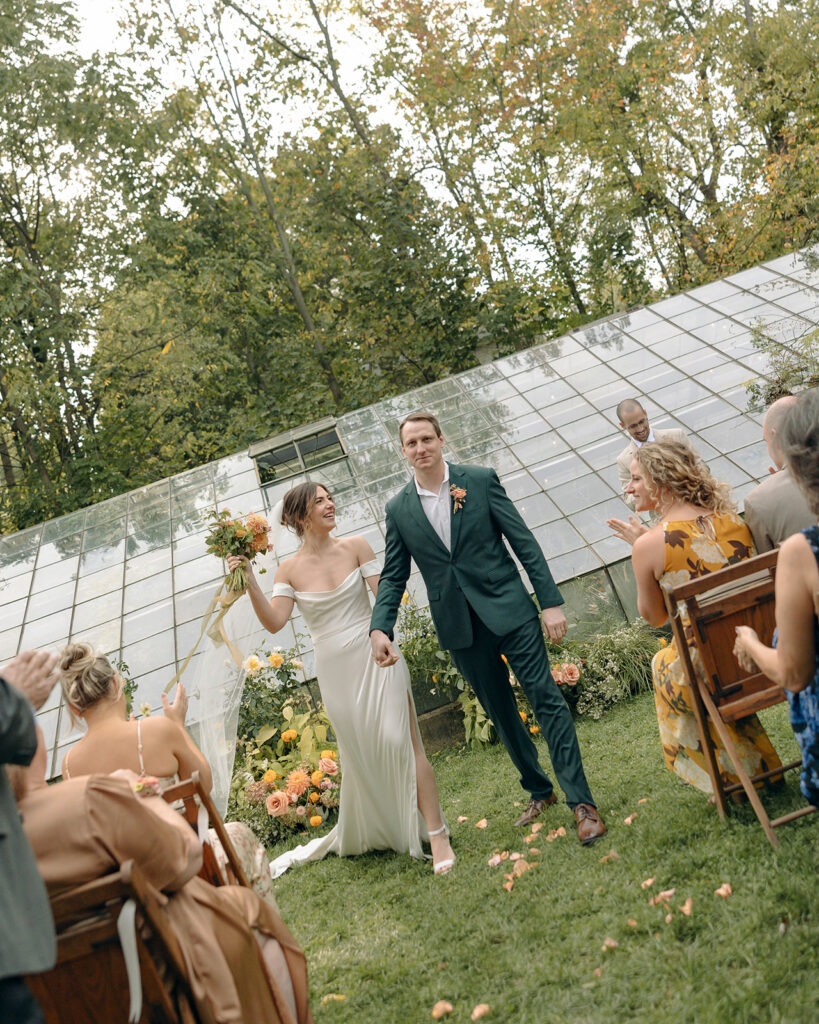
top-left (608, 440), bottom-right (782, 794)
top-left (12, 730), bottom-right (312, 1024)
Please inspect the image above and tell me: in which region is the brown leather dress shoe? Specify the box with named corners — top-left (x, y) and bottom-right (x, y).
top-left (513, 793), bottom-right (557, 827)
top-left (574, 804), bottom-right (607, 845)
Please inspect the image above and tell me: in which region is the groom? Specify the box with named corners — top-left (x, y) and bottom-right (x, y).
top-left (369, 412), bottom-right (605, 845)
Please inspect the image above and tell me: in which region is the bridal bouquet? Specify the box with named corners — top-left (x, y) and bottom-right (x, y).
top-left (205, 508), bottom-right (273, 592)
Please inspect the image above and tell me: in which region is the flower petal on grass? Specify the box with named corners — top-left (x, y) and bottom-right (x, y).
top-left (528, 848), bottom-right (540, 856)
top-left (627, 918), bottom-right (638, 928)
top-left (715, 883), bottom-right (733, 899)
top-left (593, 967), bottom-right (603, 978)
top-left (321, 994), bottom-right (346, 1004)
top-left (457, 816), bottom-right (469, 823)
top-left (637, 798), bottom-right (648, 804)
top-left (640, 876), bottom-right (656, 889)
top-left (499, 851), bottom-right (510, 862)
top-left (679, 897), bottom-right (693, 916)
top-left (649, 888), bottom-right (676, 907)
top-left (432, 1000), bottom-right (454, 1019)
top-left (471, 1004), bottom-right (491, 1020)
top-left (475, 818), bottom-right (488, 829)
top-left (665, 912), bottom-right (673, 924)
top-left (599, 849), bottom-right (619, 863)
top-left (487, 854), bottom-right (502, 868)
top-left (523, 834), bottom-right (538, 845)
top-left (502, 880), bottom-right (514, 892)
top-left (531, 822), bottom-right (543, 834)
top-left (601, 937), bottom-right (619, 952)
top-left (512, 859), bottom-right (531, 876)
top-left (623, 813), bottom-right (637, 825)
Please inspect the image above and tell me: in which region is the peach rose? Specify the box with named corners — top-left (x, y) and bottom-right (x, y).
top-left (268, 653), bottom-right (284, 669)
top-left (563, 663), bottom-right (580, 685)
top-left (319, 757), bottom-right (338, 776)
top-left (266, 791), bottom-right (290, 817)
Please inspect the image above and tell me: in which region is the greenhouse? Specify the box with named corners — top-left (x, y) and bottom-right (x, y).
top-left (1, 247), bottom-right (817, 787)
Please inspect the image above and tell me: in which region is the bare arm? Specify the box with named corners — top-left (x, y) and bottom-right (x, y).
top-left (632, 530), bottom-right (668, 627)
top-left (734, 534), bottom-right (816, 691)
top-left (226, 555), bottom-right (294, 634)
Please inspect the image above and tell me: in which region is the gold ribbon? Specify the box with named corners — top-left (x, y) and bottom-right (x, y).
top-left (164, 579), bottom-right (247, 693)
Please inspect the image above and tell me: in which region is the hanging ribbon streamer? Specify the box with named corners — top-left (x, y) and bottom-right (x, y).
top-left (116, 898), bottom-right (142, 1023)
top-left (164, 581), bottom-right (246, 694)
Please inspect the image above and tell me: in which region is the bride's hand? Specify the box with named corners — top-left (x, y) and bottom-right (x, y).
top-left (371, 630), bottom-right (399, 667)
top-left (606, 515), bottom-right (649, 546)
top-left (227, 554), bottom-right (251, 574)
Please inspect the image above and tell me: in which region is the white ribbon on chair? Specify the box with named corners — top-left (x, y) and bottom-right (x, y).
top-left (197, 799), bottom-right (210, 847)
top-left (116, 898), bottom-right (142, 1023)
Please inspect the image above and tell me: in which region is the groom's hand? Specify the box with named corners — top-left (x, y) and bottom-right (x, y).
top-left (370, 630), bottom-right (399, 667)
top-left (541, 607), bottom-right (568, 644)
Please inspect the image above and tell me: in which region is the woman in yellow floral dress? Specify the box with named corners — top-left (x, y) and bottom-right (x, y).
top-left (608, 440), bottom-right (782, 794)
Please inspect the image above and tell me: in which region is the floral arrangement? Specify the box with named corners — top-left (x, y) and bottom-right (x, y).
top-left (205, 508), bottom-right (273, 592)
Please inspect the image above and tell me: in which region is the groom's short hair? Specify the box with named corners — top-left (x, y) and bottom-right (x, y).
top-left (399, 411), bottom-right (442, 442)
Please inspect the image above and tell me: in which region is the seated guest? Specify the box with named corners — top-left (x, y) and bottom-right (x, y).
top-left (607, 440), bottom-right (782, 794)
top-left (59, 642), bottom-right (275, 902)
top-left (742, 395), bottom-right (813, 553)
top-left (10, 730), bottom-right (313, 1024)
top-left (615, 397), bottom-right (690, 511)
top-left (734, 389), bottom-right (819, 806)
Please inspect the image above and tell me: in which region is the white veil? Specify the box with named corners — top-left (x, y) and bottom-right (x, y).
top-left (189, 499), bottom-right (285, 815)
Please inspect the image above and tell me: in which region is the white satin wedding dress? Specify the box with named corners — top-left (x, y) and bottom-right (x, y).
top-left (268, 559), bottom-right (427, 878)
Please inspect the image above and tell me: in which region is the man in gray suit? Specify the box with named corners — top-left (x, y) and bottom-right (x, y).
top-left (0, 650), bottom-right (59, 1023)
top-left (744, 395), bottom-right (814, 552)
top-left (615, 398), bottom-right (689, 510)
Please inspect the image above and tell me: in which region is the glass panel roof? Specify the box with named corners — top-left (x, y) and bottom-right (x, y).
top-left (1, 247), bottom-right (816, 778)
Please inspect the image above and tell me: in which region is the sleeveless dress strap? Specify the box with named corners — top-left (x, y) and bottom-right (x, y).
top-left (136, 718), bottom-right (146, 774)
top-left (359, 559), bottom-right (382, 578)
top-left (272, 581), bottom-right (296, 599)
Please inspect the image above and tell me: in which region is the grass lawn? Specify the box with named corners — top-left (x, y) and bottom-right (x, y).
top-left (270, 693), bottom-right (818, 1024)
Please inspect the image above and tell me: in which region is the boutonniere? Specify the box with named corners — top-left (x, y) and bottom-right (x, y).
top-left (450, 484), bottom-right (467, 514)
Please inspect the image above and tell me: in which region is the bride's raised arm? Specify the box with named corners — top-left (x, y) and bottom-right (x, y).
top-left (226, 554), bottom-right (294, 635)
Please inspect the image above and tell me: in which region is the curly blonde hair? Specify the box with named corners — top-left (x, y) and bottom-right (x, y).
top-left (633, 440), bottom-right (735, 516)
top-left (60, 642), bottom-right (122, 724)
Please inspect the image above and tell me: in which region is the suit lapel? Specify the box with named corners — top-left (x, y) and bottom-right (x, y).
top-left (448, 464), bottom-right (466, 555)
top-left (401, 478), bottom-right (451, 558)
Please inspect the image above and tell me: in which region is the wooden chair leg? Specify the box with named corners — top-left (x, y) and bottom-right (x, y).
top-left (699, 687), bottom-right (779, 848)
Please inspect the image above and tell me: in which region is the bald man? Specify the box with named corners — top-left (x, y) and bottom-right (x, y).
top-left (743, 395), bottom-right (814, 552)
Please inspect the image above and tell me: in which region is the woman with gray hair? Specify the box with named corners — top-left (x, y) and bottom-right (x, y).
top-left (734, 389), bottom-right (819, 806)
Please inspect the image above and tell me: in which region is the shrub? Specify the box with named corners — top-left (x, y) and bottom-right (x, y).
top-left (572, 620), bottom-right (659, 720)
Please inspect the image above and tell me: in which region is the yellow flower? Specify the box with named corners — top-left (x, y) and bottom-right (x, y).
top-left (311, 770), bottom-right (324, 787)
top-left (401, 592), bottom-right (410, 605)
top-left (432, 674), bottom-right (438, 684)
top-left (519, 710), bottom-right (527, 723)
top-left (268, 653), bottom-right (284, 668)
top-left (290, 659), bottom-right (304, 670)
top-left (242, 654), bottom-right (263, 677)
top-left (658, 638), bottom-right (668, 649)
top-left (321, 750), bottom-right (336, 760)
top-left (529, 725), bottom-right (540, 735)
top-left (309, 815), bottom-right (323, 827)
top-left (309, 791), bottom-right (320, 803)
top-left (281, 729), bottom-right (298, 743)
top-left (263, 769), bottom-right (278, 784)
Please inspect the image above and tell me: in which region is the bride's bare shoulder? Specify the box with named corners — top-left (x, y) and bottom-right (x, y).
top-left (273, 553), bottom-right (300, 583)
top-left (340, 535), bottom-right (377, 563)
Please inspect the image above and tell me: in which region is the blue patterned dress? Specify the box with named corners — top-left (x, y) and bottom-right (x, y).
top-left (785, 525), bottom-right (819, 804)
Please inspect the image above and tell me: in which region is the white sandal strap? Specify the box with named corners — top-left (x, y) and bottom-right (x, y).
top-left (428, 823), bottom-right (448, 837)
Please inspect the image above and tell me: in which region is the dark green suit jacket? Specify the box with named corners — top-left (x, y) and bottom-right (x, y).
top-left (370, 463), bottom-right (563, 650)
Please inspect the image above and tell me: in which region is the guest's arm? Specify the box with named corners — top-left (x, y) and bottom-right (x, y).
top-left (0, 676), bottom-right (37, 766)
top-left (631, 530), bottom-right (668, 627)
top-left (734, 533), bottom-right (815, 692)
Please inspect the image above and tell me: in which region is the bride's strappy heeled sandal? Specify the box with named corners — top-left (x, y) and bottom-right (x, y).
top-left (428, 824), bottom-right (456, 876)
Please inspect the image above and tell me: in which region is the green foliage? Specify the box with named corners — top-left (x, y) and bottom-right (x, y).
top-left (114, 659), bottom-right (138, 718)
top-left (744, 324), bottom-right (819, 411)
top-left (235, 645), bottom-right (317, 742)
top-left (572, 621), bottom-right (660, 720)
top-left (397, 596), bottom-right (461, 702)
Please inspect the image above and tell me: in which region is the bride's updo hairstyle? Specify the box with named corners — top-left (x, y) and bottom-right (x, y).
top-left (281, 481), bottom-right (333, 539)
top-left (779, 388), bottom-right (819, 516)
top-left (634, 440), bottom-right (735, 516)
top-left (60, 642), bottom-right (122, 723)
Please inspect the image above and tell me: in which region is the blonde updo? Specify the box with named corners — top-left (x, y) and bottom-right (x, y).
top-left (634, 440), bottom-right (736, 516)
top-left (60, 642), bottom-right (123, 723)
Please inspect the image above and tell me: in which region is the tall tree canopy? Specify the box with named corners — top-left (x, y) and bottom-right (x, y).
top-left (1, 0), bottom-right (816, 532)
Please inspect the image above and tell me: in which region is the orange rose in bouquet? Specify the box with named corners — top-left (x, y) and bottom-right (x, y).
top-left (205, 509), bottom-right (273, 592)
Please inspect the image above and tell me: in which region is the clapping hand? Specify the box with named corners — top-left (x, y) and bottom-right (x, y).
top-left (1, 649), bottom-right (60, 710)
top-left (607, 515), bottom-right (649, 546)
top-left (733, 626), bottom-right (759, 674)
top-left (162, 682), bottom-right (188, 726)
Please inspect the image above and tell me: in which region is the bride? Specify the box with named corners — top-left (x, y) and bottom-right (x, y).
top-left (228, 481), bottom-right (456, 877)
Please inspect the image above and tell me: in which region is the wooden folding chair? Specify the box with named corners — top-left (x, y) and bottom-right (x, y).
top-left (162, 771), bottom-right (250, 889)
top-left (25, 860), bottom-right (205, 1024)
top-left (662, 548), bottom-right (816, 847)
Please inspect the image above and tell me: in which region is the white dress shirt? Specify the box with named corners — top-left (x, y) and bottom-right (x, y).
top-left (415, 462), bottom-right (451, 550)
